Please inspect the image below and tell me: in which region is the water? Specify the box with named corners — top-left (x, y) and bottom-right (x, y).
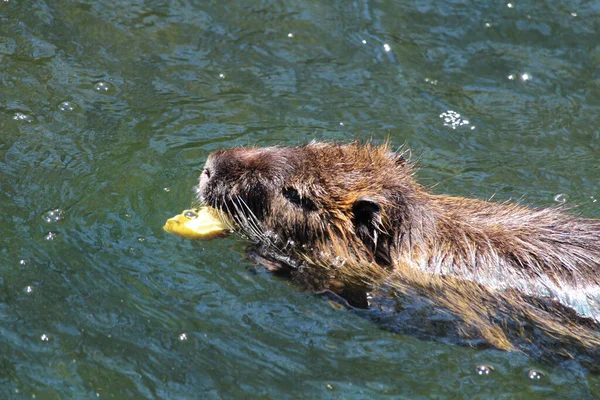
top-left (1, 0), bottom-right (600, 398)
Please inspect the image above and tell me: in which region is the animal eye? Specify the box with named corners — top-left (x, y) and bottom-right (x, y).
top-left (282, 187), bottom-right (318, 211)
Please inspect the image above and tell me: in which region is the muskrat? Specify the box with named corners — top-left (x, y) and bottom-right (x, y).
top-left (196, 141), bottom-right (600, 365)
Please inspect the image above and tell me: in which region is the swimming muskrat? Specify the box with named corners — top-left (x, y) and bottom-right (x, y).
top-left (195, 141), bottom-right (600, 364)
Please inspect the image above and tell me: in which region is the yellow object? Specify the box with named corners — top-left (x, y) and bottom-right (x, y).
top-left (164, 207), bottom-right (231, 240)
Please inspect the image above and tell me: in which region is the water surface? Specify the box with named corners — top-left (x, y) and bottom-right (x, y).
top-left (1, 0), bottom-right (600, 398)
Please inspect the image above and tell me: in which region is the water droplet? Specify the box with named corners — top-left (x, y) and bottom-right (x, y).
top-left (24, 286), bottom-right (33, 294)
top-left (40, 334), bottom-right (49, 341)
top-left (570, 12), bottom-right (577, 17)
top-left (179, 333), bottom-right (188, 341)
top-left (94, 81), bottom-right (111, 92)
top-left (184, 210), bottom-right (198, 219)
top-left (339, 122), bottom-right (344, 126)
top-left (508, 74), bottom-right (515, 80)
top-left (485, 22), bottom-right (492, 28)
top-left (287, 33), bottom-right (294, 38)
top-left (58, 101), bottom-right (76, 112)
top-left (476, 364), bottom-right (494, 375)
top-left (507, 2), bottom-right (514, 8)
top-left (218, 73), bottom-right (225, 79)
top-left (528, 369), bottom-right (544, 380)
top-left (554, 193), bottom-right (569, 204)
top-left (45, 232), bottom-right (58, 241)
top-left (383, 43), bottom-right (391, 52)
top-left (361, 39), bottom-right (367, 44)
top-left (42, 208), bottom-right (65, 223)
top-left (521, 73), bottom-right (531, 82)
top-left (13, 112), bottom-right (34, 123)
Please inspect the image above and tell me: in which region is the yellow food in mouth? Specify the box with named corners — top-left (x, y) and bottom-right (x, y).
top-left (163, 207), bottom-right (231, 240)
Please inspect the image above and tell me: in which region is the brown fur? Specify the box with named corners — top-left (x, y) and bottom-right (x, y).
top-left (197, 142), bottom-right (600, 361)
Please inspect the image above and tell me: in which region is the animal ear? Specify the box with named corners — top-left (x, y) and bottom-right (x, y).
top-left (389, 151), bottom-right (406, 167)
top-left (352, 198), bottom-right (392, 266)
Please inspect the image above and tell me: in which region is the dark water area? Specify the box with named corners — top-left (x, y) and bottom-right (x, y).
top-left (1, 0), bottom-right (600, 398)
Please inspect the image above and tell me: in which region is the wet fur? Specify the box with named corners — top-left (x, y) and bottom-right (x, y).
top-left (197, 142), bottom-right (600, 364)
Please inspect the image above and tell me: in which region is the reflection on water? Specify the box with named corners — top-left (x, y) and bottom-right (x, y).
top-left (1, 0), bottom-right (599, 398)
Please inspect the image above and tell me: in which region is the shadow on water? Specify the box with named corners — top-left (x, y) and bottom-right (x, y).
top-left (1, 0), bottom-right (600, 398)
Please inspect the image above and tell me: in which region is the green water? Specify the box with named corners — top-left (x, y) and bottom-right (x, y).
top-left (1, 0), bottom-right (600, 398)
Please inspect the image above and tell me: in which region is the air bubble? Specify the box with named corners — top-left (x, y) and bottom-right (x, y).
top-left (184, 210), bottom-right (198, 219)
top-left (42, 208), bottom-right (65, 223)
top-left (179, 333), bottom-right (188, 341)
top-left (440, 110), bottom-right (471, 130)
top-left (58, 101), bottom-right (76, 112)
top-left (476, 364), bottom-right (494, 375)
top-left (45, 232), bottom-right (58, 241)
top-left (94, 81), bottom-right (112, 92)
top-left (13, 112), bottom-right (34, 123)
top-left (40, 334), bottom-right (49, 341)
top-left (554, 193), bottom-right (569, 204)
top-left (528, 369), bottom-right (544, 380)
